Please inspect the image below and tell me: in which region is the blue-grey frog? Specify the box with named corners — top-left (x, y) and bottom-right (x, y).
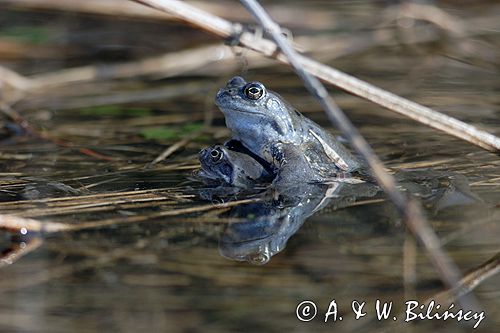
top-left (215, 76), bottom-right (361, 179)
top-left (198, 144), bottom-right (273, 188)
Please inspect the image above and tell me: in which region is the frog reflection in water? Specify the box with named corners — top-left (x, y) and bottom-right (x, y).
top-left (199, 148), bottom-right (480, 264)
top-left (215, 76), bottom-right (360, 180)
top-left (219, 181), bottom-right (379, 265)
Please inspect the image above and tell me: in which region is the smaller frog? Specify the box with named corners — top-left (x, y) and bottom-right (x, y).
top-left (198, 144), bottom-right (273, 188)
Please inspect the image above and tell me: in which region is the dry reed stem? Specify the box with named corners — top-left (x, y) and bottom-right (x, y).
top-left (0, 66), bottom-right (31, 91)
top-left (0, 190), bottom-right (196, 217)
top-left (0, 198), bottom-right (260, 232)
top-left (29, 45), bottom-right (229, 90)
top-left (0, 187), bottom-right (186, 206)
top-left (132, 0), bottom-right (500, 152)
top-left (17, 81), bottom-right (210, 111)
top-left (17, 26), bottom-right (443, 91)
top-left (60, 197), bottom-right (261, 231)
top-left (2, 14), bottom-right (494, 109)
top-left (0, 0), bottom-right (171, 21)
top-left (3, 22), bottom-right (478, 95)
top-left (427, 253), bottom-right (500, 305)
top-left (403, 229), bottom-right (417, 301)
top-left (10, 197), bottom-right (176, 218)
top-left (0, 214), bottom-right (71, 233)
top-left (393, 2), bottom-right (465, 35)
top-left (0, 0), bottom-right (337, 30)
top-left (376, 253), bottom-right (498, 333)
top-left (239, 0), bottom-right (472, 308)
top-left (148, 132), bottom-right (202, 166)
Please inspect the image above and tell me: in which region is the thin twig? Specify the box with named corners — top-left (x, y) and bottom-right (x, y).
top-left (0, 198), bottom-right (261, 233)
top-left (28, 45), bottom-right (230, 90)
top-left (132, 0), bottom-right (500, 152)
top-left (0, 100), bottom-right (34, 134)
top-left (18, 81), bottom-right (210, 111)
top-left (0, 214), bottom-right (71, 233)
top-left (427, 252), bottom-right (500, 305)
top-left (0, 66), bottom-right (32, 91)
top-left (0, 101), bottom-right (117, 161)
top-left (4, 18), bottom-right (494, 107)
top-left (393, 2), bottom-right (466, 36)
top-left (6, 26), bottom-right (484, 95)
top-left (0, 237), bottom-right (44, 268)
top-left (0, 187), bottom-right (185, 207)
top-left (0, 0), bottom-right (172, 22)
top-left (240, 0), bottom-right (477, 310)
top-left (376, 252), bottom-right (498, 333)
top-left (403, 228), bottom-right (417, 301)
top-left (52, 197), bottom-right (261, 231)
top-left (11, 196), bottom-right (175, 218)
top-left (147, 132), bottom-right (202, 167)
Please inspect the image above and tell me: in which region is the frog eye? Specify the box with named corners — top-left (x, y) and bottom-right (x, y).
top-left (210, 148), bottom-right (224, 163)
top-left (244, 82), bottom-right (265, 100)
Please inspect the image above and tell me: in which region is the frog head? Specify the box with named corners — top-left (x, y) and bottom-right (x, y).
top-left (215, 76), bottom-right (300, 154)
top-left (199, 145), bottom-right (234, 185)
top-left (198, 144), bottom-right (269, 188)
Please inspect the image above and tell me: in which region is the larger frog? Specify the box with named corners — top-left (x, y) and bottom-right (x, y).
top-left (215, 76), bottom-right (361, 179)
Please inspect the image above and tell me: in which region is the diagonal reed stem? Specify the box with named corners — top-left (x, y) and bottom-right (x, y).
top-left (132, 0), bottom-right (500, 153)
top-left (239, 0), bottom-right (478, 311)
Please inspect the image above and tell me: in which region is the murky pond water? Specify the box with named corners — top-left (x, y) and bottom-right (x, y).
top-left (0, 1), bottom-right (499, 332)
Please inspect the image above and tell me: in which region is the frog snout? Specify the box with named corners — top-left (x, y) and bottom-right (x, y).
top-left (215, 88), bottom-right (234, 107)
top-left (215, 89), bottom-right (225, 101)
top-left (199, 148), bottom-right (210, 160)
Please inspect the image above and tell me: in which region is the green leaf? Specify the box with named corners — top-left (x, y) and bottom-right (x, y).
top-left (0, 26), bottom-right (50, 44)
top-left (140, 127), bottom-right (179, 140)
top-left (139, 122), bottom-right (204, 141)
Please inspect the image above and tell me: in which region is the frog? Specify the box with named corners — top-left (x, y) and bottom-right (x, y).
top-left (198, 144), bottom-right (273, 188)
top-left (215, 76), bottom-right (361, 180)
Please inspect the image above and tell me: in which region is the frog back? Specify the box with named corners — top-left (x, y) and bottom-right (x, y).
top-left (298, 116), bottom-right (361, 173)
